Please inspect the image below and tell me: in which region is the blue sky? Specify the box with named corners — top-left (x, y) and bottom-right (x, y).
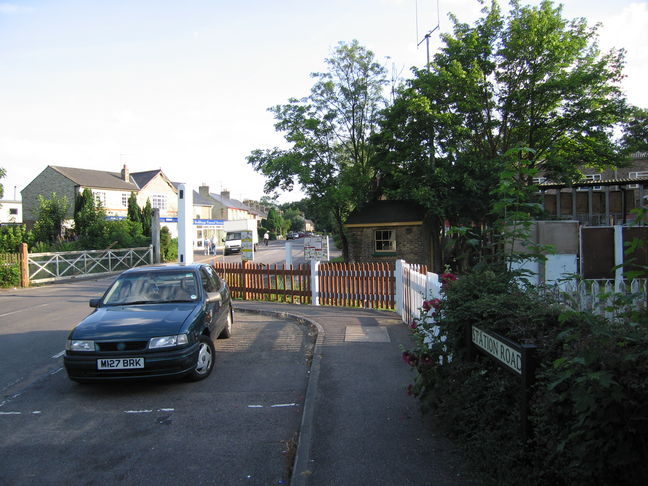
top-left (1, 0), bottom-right (647, 202)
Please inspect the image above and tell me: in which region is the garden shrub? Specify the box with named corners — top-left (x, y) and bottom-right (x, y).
top-left (0, 263), bottom-right (20, 287)
top-left (404, 265), bottom-right (648, 485)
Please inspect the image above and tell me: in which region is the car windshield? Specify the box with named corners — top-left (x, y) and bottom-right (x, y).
top-left (103, 271), bottom-right (200, 305)
top-left (226, 232), bottom-right (242, 241)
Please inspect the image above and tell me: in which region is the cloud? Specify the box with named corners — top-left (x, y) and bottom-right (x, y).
top-left (0, 3), bottom-right (34, 14)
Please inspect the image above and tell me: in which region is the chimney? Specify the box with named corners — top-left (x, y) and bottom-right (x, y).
top-left (199, 185), bottom-right (210, 197)
top-left (121, 164), bottom-right (130, 182)
top-left (221, 189), bottom-right (230, 200)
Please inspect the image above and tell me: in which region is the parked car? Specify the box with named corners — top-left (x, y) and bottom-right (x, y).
top-left (286, 231), bottom-right (298, 240)
top-left (64, 263), bottom-right (232, 383)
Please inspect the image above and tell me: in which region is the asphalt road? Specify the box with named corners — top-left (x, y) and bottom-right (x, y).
top-left (0, 279), bottom-right (314, 486)
top-left (197, 238), bottom-right (341, 266)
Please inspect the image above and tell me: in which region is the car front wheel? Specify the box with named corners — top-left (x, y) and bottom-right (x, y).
top-left (219, 309), bottom-right (233, 339)
top-left (188, 336), bottom-right (215, 381)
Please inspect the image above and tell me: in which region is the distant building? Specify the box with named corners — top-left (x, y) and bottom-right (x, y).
top-left (0, 200), bottom-right (22, 224)
top-left (20, 165), bottom-right (220, 248)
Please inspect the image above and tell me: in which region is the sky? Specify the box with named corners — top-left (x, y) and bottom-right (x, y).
top-left (1, 0), bottom-right (647, 203)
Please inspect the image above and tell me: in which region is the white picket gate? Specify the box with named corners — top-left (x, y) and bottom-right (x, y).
top-left (395, 260), bottom-right (441, 325)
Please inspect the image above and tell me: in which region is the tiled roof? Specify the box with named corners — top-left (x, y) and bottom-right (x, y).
top-left (51, 166), bottom-right (138, 191)
top-left (171, 182), bottom-right (212, 206)
top-left (131, 170), bottom-right (163, 189)
top-left (539, 176), bottom-right (648, 190)
top-left (346, 200), bottom-right (426, 225)
top-left (209, 192), bottom-right (250, 211)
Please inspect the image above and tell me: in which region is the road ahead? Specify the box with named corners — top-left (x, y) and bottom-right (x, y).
top-left (0, 279), bottom-right (313, 485)
top-left (196, 237), bottom-right (341, 266)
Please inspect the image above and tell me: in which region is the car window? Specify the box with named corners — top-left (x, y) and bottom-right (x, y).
top-left (200, 267), bottom-right (217, 293)
top-left (205, 265), bottom-right (222, 288)
top-left (103, 271), bottom-right (199, 304)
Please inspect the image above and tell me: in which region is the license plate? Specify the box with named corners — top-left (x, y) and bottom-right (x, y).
top-left (97, 358), bottom-right (144, 370)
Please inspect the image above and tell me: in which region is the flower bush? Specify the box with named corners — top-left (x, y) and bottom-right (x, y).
top-left (402, 265), bottom-right (648, 485)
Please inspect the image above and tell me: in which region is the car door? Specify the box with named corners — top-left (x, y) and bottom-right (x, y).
top-left (199, 266), bottom-right (220, 336)
top-left (203, 265), bottom-right (230, 332)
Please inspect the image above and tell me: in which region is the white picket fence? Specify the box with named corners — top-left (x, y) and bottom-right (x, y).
top-left (558, 278), bottom-right (648, 321)
top-left (395, 260), bottom-right (442, 325)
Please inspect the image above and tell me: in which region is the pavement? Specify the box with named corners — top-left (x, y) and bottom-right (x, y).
top-left (233, 301), bottom-right (483, 486)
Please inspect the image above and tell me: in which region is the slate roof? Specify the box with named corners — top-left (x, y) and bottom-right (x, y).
top-left (131, 170), bottom-right (163, 189)
top-left (50, 166), bottom-right (138, 191)
top-left (209, 192), bottom-right (251, 212)
top-left (345, 200), bottom-right (426, 225)
top-left (171, 182), bottom-right (213, 206)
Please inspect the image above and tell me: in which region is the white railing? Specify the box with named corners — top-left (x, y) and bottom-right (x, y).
top-left (557, 278), bottom-right (647, 321)
top-left (395, 260), bottom-right (441, 325)
top-left (28, 246), bottom-right (153, 284)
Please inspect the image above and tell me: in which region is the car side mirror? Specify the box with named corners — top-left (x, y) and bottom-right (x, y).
top-left (206, 292), bottom-right (222, 304)
top-left (89, 298), bottom-right (101, 308)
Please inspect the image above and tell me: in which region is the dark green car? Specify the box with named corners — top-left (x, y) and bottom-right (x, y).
top-left (64, 263), bottom-right (233, 383)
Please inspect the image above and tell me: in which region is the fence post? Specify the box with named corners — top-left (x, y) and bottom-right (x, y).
top-left (19, 242), bottom-right (29, 287)
top-left (426, 272), bottom-right (441, 300)
top-left (311, 259), bottom-right (320, 306)
top-left (395, 259), bottom-right (404, 318)
top-left (614, 225), bottom-right (623, 292)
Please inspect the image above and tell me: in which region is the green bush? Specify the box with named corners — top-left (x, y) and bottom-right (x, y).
top-left (404, 266), bottom-right (648, 485)
top-left (0, 263), bottom-right (20, 287)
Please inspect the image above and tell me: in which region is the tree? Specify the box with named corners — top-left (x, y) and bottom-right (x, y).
top-left (32, 193), bottom-right (69, 244)
top-left (282, 207), bottom-right (306, 232)
top-left (374, 0), bottom-right (630, 271)
top-left (74, 188), bottom-right (103, 238)
top-left (263, 207), bottom-right (286, 237)
top-left (248, 40), bottom-right (388, 259)
top-left (127, 192), bottom-right (141, 223)
top-left (141, 198), bottom-right (153, 237)
top-left (621, 107), bottom-right (648, 154)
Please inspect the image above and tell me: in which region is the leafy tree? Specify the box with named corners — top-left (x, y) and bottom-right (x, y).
top-left (282, 207), bottom-right (305, 232)
top-left (32, 193), bottom-right (69, 244)
top-left (621, 107), bottom-right (648, 154)
top-left (263, 207), bottom-right (286, 237)
top-left (374, 0), bottom-right (630, 271)
top-left (248, 40), bottom-right (388, 259)
top-left (0, 225), bottom-right (33, 253)
top-left (127, 192), bottom-right (141, 223)
top-left (74, 188), bottom-right (103, 238)
top-left (141, 198), bottom-right (153, 237)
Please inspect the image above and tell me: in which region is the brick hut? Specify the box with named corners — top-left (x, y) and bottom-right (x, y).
top-left (344, 200), bottom-right (431, 267)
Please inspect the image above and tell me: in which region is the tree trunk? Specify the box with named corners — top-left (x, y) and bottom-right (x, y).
top-left (334, 209), bottom-right (349, 261)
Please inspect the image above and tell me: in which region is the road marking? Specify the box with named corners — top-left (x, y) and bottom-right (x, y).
top-left (49, 367), bottom-right (64, 375)
top-left (0, 411), bottom-right (21, 415)
top-left (51, 351), bottom-right (65, 359)
top-left (271, 403), bottom-right (298, 408)
top-left (124, 408), bottom-right (175, 414)
top-left (0, 303), bottom-right (50, 318)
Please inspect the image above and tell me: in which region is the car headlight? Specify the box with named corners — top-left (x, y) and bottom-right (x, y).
top-left (148, 334), bottom-right (188, 349)
top-left (66, 340), bottom-right (95, 352)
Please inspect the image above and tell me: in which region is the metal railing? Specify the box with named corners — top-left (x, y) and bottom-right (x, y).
top-left (28, 246), bottom-right (153, 284)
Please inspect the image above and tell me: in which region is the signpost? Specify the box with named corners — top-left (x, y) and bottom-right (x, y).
top-left (304, 235), bottom-right (330, 261)
top-left (466, 324), bottom-right (537, 440)
top-left (241, 230), bottom-right (254, 261)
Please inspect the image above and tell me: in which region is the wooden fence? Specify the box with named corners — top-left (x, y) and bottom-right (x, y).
top-left (213, 262), bottom-right (311, 304)
top-left (212, 261), bottom-right (396, 309)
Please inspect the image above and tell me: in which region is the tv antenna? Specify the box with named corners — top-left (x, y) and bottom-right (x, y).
top-left (416, 0), bottom-right (441, 72)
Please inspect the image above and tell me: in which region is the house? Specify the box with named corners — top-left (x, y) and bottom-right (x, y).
top-left (198, 185), bottom-right (258, 222)
top-left (20, 165), bottom-right (219, 248)
top-left (344, 200), bottom-right (431, 267)
top-left (0, 200), bottom-right (22, 224)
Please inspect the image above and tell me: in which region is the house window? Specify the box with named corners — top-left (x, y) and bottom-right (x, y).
top-left (375, 230), bottom-right (396, 252)
top-left (122, 193), bottom-right (129, 207)
top-left (92, 191), bottom-right (106, 207)
top-left (9, 208), bottom-right (18, 215)
top-left (578, 174), bottom-right (602, 191)
top-left (628, 171), bottom-right (648, 189)
top-left (151, 194), bottom-right (167, 210)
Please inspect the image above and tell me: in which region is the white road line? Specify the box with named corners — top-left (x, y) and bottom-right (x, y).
top-left (248, 405), bottom-right (263, 408)
top-left (0, 411), bottom-right (21, 415)
top-left (51, 351), bottom-right (65, 359)
top-left (0, 303), bottom-right (50, 318)
top-left (49, 367), bottom-right (64, 375)
top-left (271, 403), bottom-right (299, 408)
top-left (124, 410), bottom-right (153, 414)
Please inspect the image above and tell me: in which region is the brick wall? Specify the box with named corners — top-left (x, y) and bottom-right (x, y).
top-left (21, 167), bottom-right (77, 223)
top-left (347, 224), bottom-right (429, 266)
